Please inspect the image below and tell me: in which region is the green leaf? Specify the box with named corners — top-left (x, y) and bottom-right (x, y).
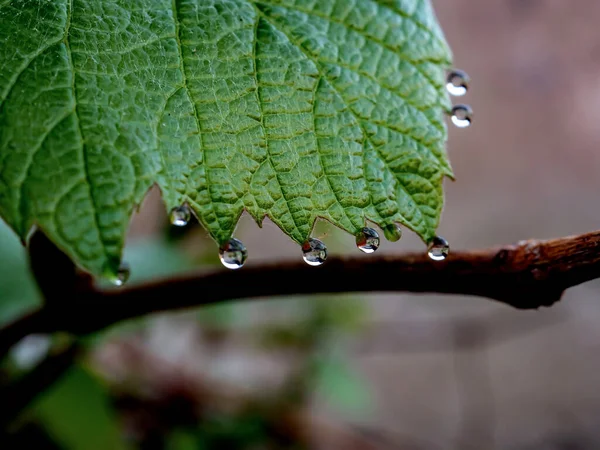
top-left (0, 0), bottom-right (453, 277)
top-left (0, 219), bottom-right (42, 326)
top-left (33, 364), bottom-right (129, 450)
top-left (168, 430), bottom-right (198, 450)
top-left (95, 235), bottom-right (195, 289)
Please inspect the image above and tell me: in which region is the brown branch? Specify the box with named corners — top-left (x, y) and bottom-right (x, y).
top-left (3, 229), bottom-right (600, 345)
top-left (0, 232), bottom-right (87, 361)
top-left (0, 229), bottom-right (599, 425)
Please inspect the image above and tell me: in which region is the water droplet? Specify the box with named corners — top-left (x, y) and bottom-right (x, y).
top-left (170, 205), bottom-right (191, 227)
top-left (451, 105), bottom-right (473, 128)
top-left (446, 69), bottom-right (470, 97)
top-left (428, 236), bottom-right (450, 261)
top-left (383, 224), bottom-right (403, 242)
top-left (302, 238), bottom-right (328, 266)
top-left (114, 263), bottom-right (130, 286)
top-left (219, 238), bottom-right (248, 270)
top-left (356, 227), bottom-right (380, 254)
top-left (11, 334), bottom-right (52, 370)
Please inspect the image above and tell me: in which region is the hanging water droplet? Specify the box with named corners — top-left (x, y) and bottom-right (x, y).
top-left (356, 227), bottom-right (380, 254)
top-left (170, 205), bottom-right (191, 227)
top-left (114, 263), bottom-right (130, 286)
top-left (451, 105), bottom-right (473, 128)
top-left (446, 69), bottom-right (470, 97)
top-left (302, 238), bottom-right (328, 266)
top-left (219, 238), bottom-right (248, 270)
top-left (383, 224), bottom-right (403, 243)
top-left (428, 236), bottom-right (450, 261)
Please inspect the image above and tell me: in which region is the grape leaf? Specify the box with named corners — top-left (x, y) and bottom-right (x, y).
top-left (0, 0), bottom-right (453, 278)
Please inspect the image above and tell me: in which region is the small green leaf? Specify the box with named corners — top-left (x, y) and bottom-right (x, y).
top-left (0, 219), bottom-right (42, 326)
top-left (168, 430), bottom-right (198, 450)
top-left (32, 365), bottom-right (129, 450)
top-left (0, 0), bottom-right (453, 277)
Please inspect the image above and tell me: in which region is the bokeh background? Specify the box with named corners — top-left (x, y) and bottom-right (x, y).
top-left (3, 1), bottom-right (600, 449)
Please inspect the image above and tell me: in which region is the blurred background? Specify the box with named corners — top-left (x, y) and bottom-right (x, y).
top-left (3, 1), bottom-right (600, 449)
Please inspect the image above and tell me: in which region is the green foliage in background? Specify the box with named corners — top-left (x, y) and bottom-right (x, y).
top-left (0, 0), bottom-right (453, 278)
top-left (0, 218), bottom-right (372, 448)
top-left (0, 219), bottom-right (41, 326)
top-left (0, 219), bottom-right (193, 326)
top-left (34, 365), bottom-right (130, 450)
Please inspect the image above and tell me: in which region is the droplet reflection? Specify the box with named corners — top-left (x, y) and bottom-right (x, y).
top-left (446, 69), bottom-right (470, 97)
top-left (302, 238), bottom-right (328, 266)
top-left (383, 224), bottom-right (403, 243)
top-left (356, 227), bottom-right (380, 254)
top-left (114, 263), bottom-right (131, 287)
top-left (170, 205), bottom-right (191, 227)
top-left (219, 238), bottom-right (248, 270)
top-left (451, 105), bottom-right (473, 128)
top-left (428, 236), bottom-right (450, 261)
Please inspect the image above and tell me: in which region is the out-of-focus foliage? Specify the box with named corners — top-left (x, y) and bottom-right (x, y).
top-left (1, 217), bottom-right (372, 448)
top-left (33, 365), bottom-right (129, 450)
top-left (0, 220), bottom-right (42, 326)
top-left (312, 349), bottom-right (372, 417)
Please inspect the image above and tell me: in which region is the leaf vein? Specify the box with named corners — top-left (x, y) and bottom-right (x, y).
top-left (312, 78), bottom-right (357, 229)
top-left (252, 16), bottom-right (304, 240)
top-left (0, 42), bottom-right (59, 106)
top-left (170, 0), bottom-right (223, 234)
top-left (252, 3), bottom-right (446, 151)
top-left (65, 0), bottom-right (109, 263)
top-left (256, 8), bottom-right (434, 234)
top-left (16, 110), bottom-right (73, 232)
top-left (253, 0), bottom-right (447, 100)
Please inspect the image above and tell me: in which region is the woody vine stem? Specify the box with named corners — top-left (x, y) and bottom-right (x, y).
top-left (1, 228), bottom-right (600, 425)
top-left (1, 228), bottom-right (600, 358)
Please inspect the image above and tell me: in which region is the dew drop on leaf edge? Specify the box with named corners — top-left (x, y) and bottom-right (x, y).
top-left (356, 227), bottom-right (380, 254)
top-left (302, 238), bottom-right (328, 266)
top-left (170, 205), bottom-right (191, 227)
top-left (446, 69), bottom-right (470, 97)
top-left (428, 236), bottom-right (450, 261)
top-left (219, 238), bottom-right (248, 270)
top-left (451, 104), bottom-right (473, 128)
top-left (383, 224), bottom-right (403, 242)
top-left (113, 263), bottom-right (130, 287)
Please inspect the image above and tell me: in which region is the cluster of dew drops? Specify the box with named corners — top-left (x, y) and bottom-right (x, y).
top-left (161, 212), bottom-right (450, 273)
top-left (113, 69), bottom-right (470, 283)
top-left (446, 68), bottom-right (473, 127)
